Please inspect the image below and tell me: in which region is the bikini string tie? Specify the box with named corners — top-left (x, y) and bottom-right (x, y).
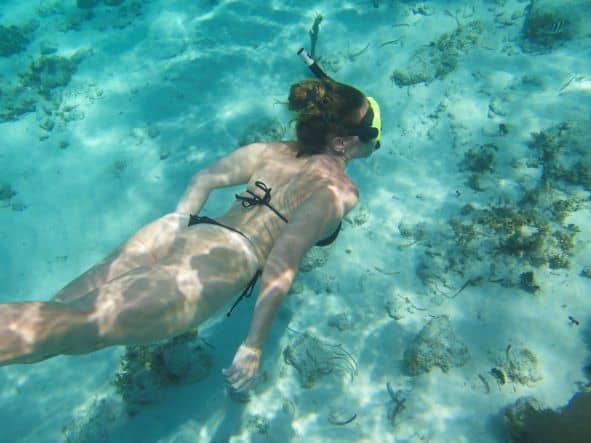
top-left (235, 181), bottom-right (288, 223)
top-left (226, 270), bottom-right (262, 317)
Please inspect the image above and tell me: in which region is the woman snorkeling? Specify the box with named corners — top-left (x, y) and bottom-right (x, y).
top-left (0, 61), bottom-right (382, 393)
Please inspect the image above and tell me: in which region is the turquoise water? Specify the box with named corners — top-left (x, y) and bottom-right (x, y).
top-left (0, 1), bottom-right (590, 442)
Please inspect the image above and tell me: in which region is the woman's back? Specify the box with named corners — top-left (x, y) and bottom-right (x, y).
top-left (214, 141), bottom-right (356, 261)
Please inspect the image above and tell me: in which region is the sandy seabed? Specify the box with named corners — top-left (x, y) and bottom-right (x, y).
top-left (1, 1), bottom-right (590, 442)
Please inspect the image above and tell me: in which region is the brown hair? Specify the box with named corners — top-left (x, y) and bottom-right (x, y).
top-left (288, 79), bottom-right (366, 155)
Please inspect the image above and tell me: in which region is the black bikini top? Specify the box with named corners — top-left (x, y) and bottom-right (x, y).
top-left (236, 180), bottom-right (341, 247)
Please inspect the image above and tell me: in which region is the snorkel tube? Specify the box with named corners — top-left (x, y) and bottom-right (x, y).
top-left (297, 48), bottom-right (332, 81)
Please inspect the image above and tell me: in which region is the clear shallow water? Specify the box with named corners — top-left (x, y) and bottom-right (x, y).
top-left (0, 1), bottom-right (590, 442)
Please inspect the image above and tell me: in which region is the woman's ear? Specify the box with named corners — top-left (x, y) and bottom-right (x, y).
top-left (328, 136), bottom-right (344, 153)
top-left (329, 136), bottom-right (358, 154)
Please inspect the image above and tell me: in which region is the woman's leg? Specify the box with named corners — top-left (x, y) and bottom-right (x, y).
top-left (1, 266), bottom-right (187, 366)
top-left (52, 213), bottom-right (189, 303)
top-left (1, 263), bottom-right (252, 366)
top-left (0, 227), bottom-right (260, 367)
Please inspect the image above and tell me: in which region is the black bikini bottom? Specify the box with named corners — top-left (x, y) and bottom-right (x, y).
top-left (188, 215), bottom-right (249, 240)
top-left (188, 214), bottom-right (260, 317)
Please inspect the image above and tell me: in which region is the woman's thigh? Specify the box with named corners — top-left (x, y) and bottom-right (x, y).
top-left (27, 220), bottom-right (263, 354)
top-left (76, 248), bottom-right (258, 346)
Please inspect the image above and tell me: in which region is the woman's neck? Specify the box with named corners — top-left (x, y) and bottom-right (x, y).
top-left (291, 141), bottom-right (349, 169)
top-left (320, 150), bottom-right (348, 170)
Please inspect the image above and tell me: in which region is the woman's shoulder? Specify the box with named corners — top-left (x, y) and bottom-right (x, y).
top-left (252, 142), bottom-right (358, 208)
top-left (303, 156), bottom-right (359, 209)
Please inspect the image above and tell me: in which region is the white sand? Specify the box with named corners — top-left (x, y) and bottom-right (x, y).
top-left (1, 0), bottom-right (590, 442)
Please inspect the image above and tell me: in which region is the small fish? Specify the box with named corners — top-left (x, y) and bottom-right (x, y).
top-left (550, 20), bottom-right (565, 34)
top-left (490, 367), bottom-right (506, 385)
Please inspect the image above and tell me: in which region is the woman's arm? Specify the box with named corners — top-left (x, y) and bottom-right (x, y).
top-left (175, 143), bottom-right (267, 214)
top-left (246, 184), bottom-right (357, 348)
top-left (223, 184), bottom-right (358, 392)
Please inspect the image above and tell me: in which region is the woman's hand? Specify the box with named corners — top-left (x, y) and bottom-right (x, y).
top-left (222, 343), bottom-right (262, 393)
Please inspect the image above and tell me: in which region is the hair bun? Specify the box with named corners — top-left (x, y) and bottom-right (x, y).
top-left (288, 80), bottom-right (328, 113)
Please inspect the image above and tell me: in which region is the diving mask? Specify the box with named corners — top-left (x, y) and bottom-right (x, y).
top-left (354, 96), bottom-right (381, 149)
